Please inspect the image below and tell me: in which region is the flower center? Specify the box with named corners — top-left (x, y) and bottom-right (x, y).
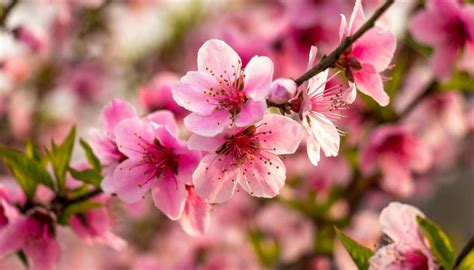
top-left (447, 18), bottom-right (469, 48)
top-left (215, 125), bottom-right (261, 162)
top-left (141, 138), bottom-right (179, 179)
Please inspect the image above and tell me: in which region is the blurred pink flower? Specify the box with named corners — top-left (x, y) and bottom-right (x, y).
top-left (190, 114), bottom-right (302, 203)
top-left (173, 39), bottom-right (274, 137)
top-left (12, 27), bottom-right (46, 53)
top-left (360, 125), bottom-right (431, 197)
top-left (89, 99), bottom-right (138, 194)
top-left (369, 202), bottom-right (438, 270)
top-left (179, 185), bottom-right (211, 236)
top-left (339, 0), bottom-right (396, 106)
top-left (299, 46), bottom-right (347, 166)
top-left (112, 117), bottom-right (200, 220)
top-left (409, 0), bottom-right (474, 79)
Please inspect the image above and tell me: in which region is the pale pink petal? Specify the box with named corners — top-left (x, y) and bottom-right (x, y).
top-left (238, 154), bottom-right (285, 198)
top-left (431, 44), bottom-right (459, 80)
top-left (146, 110), bottom-right (178, 135)
top-left (197, 39), bottom-right (242, 76)
top-left (0, 219), bottom-right (24, 257)
top-left (303, 114), bottom-right (340, 157)
top-left (88, 129), bottom-right (122, 163)
top-left (409, 10), bottom-right (445, 45)
top-left (243, 56), bottom-right (274, 100)
top-left (151, 172), bottom-right (186, 220)
top-left (307, 45), bottom-right (318, 69)
top-left (100, 163), bottom-right (117, 194)
top-left (353, 63), bottom-right (389, 106)
top-left (257, 114), bottom-right (303, 155)
top-left (369, 243), bottom-right (425, 270)
top-left (339, 14), bottom-right (348, 41)
top-left (152, 125), bottom-right (181, 149)
top-left (308, 70), bottom-right (328, 97)
top-left (267, 78), bottom-right (297, 104)
top-left (348, 0), bottom-right (365, 35)
top-left (352, 26), bottom-right (396, 71)
top-left (175, 149), bottom-right (201, 186)
top-left (179, 186), bottom-right (210, 236)
top-left (114, 118), bottom-right (155, 158)
top-left (172, 71), bottom-right (218, 115)
top-left (101, 98), bottom-right (138, 137)
top-left (113, 159), bottom-right (152, 203)
top-left (184, 110), bottom-right (231, 137)
top-left (23, 233), bottom-right (60, 270)
top-left (193, 154), bottom-right (239, 203)
top-left (306, 135), bottom-right (321, 166)
top-left (234, 100), bottom-right (266, 127)
top-left (187, 134), bottom-right (226, 152)
top-left (378, 202), bottom-right (425, 250)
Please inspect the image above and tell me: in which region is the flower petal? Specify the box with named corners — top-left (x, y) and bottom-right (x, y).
top-left (113, 159), bottom-right (152, 203)
top-left (184, 110), bottom-right (231, 137)
top-left (352, 26), bottom-right (396, 71)
top-left (431, 44), bottom-right (459, 80)
top-left (101, 98), bottom-right (138, 138)
top-left (353, 63), bottom-right (389, 106)
top-left (175, 149), bottom-right (201, 186)
top-left (303, 114), bottom-right (340, 157)
top-left (172, 71), bottom-right (218, 115)
top-left (306, 135), bottom-right (321, 166)
top-left (409, 10), bottom-right (445, 45)
top-left (146, 110), bottom-right (178, 135)
top-left (193, 154), bottom-right (238, 203)
top-left (197, 39), bottom-right (242, 76)
top-left (243, 56), bottom-right (274, 100)
top-left (179, 186), bottom-right (210, 236)
top-left (257, 114), bottom-right (303, 155)
top-left (348, 0), bottom-right (365, 35)
top-left (151, 172), bottom-right (186, 220)
top-left (238, 154), bottom-right (285, 198)
top-left (188, 133), bottom-right (226, 152)
top-left (114, 118), bottom-right (155, 158)
top-left (23, 227), bottom-right (60, 270)
top-left (234, 99), bottom-right (266, 127)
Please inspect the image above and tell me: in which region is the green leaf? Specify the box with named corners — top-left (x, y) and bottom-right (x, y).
top-left (248, 230), bottom-right (279, 267)
top-left (58, 200), bottom-right (102, 225)
top-left (0, 145), bottom-right (54, 199)
top-left (335, 227), bottom-right (374, 270)
top-left (49, 126), bottom-right (76, 195)
top-left (416, 216), bottom-right (455, 270)
top-left (79, 139), bottom-right (101, 172)
top-left (458, 250), bottom-right (474, 270)
top-left (68, 167), bottom-right (101, 187)
top-left (25, 140), bottom-right (43, 162)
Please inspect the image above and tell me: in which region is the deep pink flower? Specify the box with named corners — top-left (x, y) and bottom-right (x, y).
top-left (299, 46), bottom-right (346, 166)
top-left (359, 125), bottom-right (431, 197)
top-left (338, 0), bottom-right (396, 106)
top-left (178, 185), bottom-right (211, 236)
top-left (190, 114), bottom-right (302, 203)
top-left (173, 39), bottom-right (274, 137)
top-left (0, 205), bottom-right (60, 270)
top-left (409, 0), bottom-right (474, 79)
top-left (112, 117), bottom-right (201, 220)
top-left (369, 202), bottom-right (439, 270)
top-left (89, 99), bottom-right (138, 194)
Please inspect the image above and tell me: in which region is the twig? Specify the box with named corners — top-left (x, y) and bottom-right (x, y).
top-left (0, 0), bottom-right (19, 28)
top-left (294, 0), bottom-right (395, 86)
top-left (63, 188), bottom-right (102, 206)
top-left (455, 236), bottom-right (474, 268)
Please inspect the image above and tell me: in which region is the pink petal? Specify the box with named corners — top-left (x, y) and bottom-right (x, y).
top-left (197, 39), bottom-right (242, 77)
top-left (184, 110), bottom-right (231, 137)
top-left (378, 202), bottom-right (426, 250)
top-left (172, 71), bottom-right (218, 115)
top-left (0, 219), bottom-right (24, 258)
top-left (88, 129), bottom-right (122, 163)
top-left (462, 6), bottom-right (474, 40)
top-left (353, 63), bottom-right (389, 106)
top-left (179, 186), bottom-right (210, 236)
top-left (188, 133), bottom-right (226, 152)
top-left (303, 114), bottom-right (340, 157)
top-left (306, 134), bottom-right (321, 166)
top-left (243, 56), bottom-right (274, 100)
top-left (23, 232), bottom-right (60, 270)
top-left (339, 14), bottom-right (348, 41)
top-left (307, 45), bottom-right (318, 69)
top-left (238, 154), bottom-right (285, 198)
top-left (257, 114), bottom-right (303, 155)
top-left (100, 163), bottom-right (117, 194)
top-left (175, 149), bottom-right (201, 186)
top-left (352, 26), bottom-right (396, 71)
top-left (114, 118), bottom-right (155, 158)
top-left (146, 110), bottom-right (178, 135)
top-left (193, 154), bottom-right (239, 203)
top-left (431, 44), bottom-right (459, 80)
top-left (409, 10), bottom-right (445, 45)
top-left (101, 98), bottom-right (138, 137)
top-left (348, 0), bottom-right (365, 35)
top-left (151, 172), bottom-right (186, 220)
top-left (308, 70), bottom-right (328, 97)
top-left (234, 99), bottom-right (266, 127)
top-left (153, 125), bottom-right (181, 149)
top-left (113, 159), bottom-right (152, 203)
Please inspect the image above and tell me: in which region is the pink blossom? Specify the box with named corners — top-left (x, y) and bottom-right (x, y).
top-left (89, 99), bottom-right (138, 194)
top-left (190, 114), bottom-right (302, 203)
top-left (70, 197), bottom-right (127, 251)
top-left (112, 117), bottom-right (201, 220)
top-left (0, 205), bottom-right (60, 270)
top-left (267, 78), bottom-right (297, 105)
top-left (409, 0), bottom-right (474, 80)
top-left (359, 125), bottom-right (431, 197)
top-left (369, 202), bottom-right (439, 270)
top-left (12, 27), bottom-right (46, 53)
top-left (173, 39), bottom-right (274, 137)
top-left (178, 185), bottom-right (211, 236)
top-left (338, 0), bottom-right (396, 106)
top-left (299, 46), bottom-right (346, 166)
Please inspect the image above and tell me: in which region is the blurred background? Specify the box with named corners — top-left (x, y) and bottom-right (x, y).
top-left (0, 0), bottom-right (473, 269)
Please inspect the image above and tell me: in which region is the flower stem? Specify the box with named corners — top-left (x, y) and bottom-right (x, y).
top-left (454, 236), bottom-right (474, 268)
top-left (294, 0), bottom-right (396, 86)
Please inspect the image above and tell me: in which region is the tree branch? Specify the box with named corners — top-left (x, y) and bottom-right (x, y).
top-left (294, 0), bottom-right (395, 86)
top-left (455, 236), bottom-right (474, 268)
top-left (0, 0), bottom-right (20, 28)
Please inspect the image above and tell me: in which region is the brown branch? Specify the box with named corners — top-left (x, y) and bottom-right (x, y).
top-left (0, 0), bottom-right (20, 28)
top-left (294, 0), bottom-right (395, 86)
top-left (455, 236), bottom-right (474, 268)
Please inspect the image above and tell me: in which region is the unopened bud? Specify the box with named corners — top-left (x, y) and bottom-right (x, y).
top-left (267, 78), bottom-right (297, 104)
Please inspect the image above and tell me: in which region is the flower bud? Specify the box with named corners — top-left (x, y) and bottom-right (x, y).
top-left (267, 78), bottom-right (297, 104)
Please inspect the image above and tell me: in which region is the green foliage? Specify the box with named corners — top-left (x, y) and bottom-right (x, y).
top-left (416, 216), bottom-right (455, 270)
top-left (439, 71), bottom-right (474, 93)
top-left (79, 139), bottom-right (101, 172)
top-left (248, 229), bottom-right (280, 267)
top-left (335, 227), bottom-right (374, 270)
top-left (458, 250), bottom-right (474, 270)
top-left (58, 200), bottom-right (102, 225)
top-left (48, 127), bottom-right (76, 195)
top-left (0, 145), bottom-right (54, 200)
top-left (68, 167), bottom-right (101, 187)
